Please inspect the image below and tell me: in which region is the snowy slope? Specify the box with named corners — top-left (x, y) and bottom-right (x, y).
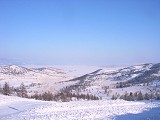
top-left (0, 63), bottom-right (160, 98)
top-left (0, 64), bottom-right (160, 119)
top-left (57, 63), bottom-right (160, 99)
top-left (0, 65), bottom-right (30, 75)
top-left (0, 95), bottom-right (160, 120)
top-left (0, 65), bottom-right (107, 94)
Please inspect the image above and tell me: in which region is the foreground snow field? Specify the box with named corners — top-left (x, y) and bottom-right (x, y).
top-left (0, 95), bottom-right (160, 120)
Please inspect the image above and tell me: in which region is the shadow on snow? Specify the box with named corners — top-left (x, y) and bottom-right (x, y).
top-left (114, 107), bottom-right (160, 120)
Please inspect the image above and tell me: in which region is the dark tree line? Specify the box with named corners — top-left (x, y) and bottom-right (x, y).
top-left (0, 82), bottom-right (28, 98)
top-left (112, 91), bottom-right (160, 101)
top-left (30, 92), bottom-right (100, 102)
top-left (0, 82), bottom-right (100, 102)
top-left (30, 91), bottom-right (54, 101)
top-left (2, 82), bottom-right (159, 102)
top-left (116, 82), bottom-right (131, 88)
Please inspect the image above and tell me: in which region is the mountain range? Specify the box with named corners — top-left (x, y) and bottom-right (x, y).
top-left (0, 63), bottom-right (160, 99)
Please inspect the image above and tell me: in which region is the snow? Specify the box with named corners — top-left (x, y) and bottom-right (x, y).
top-left (0, 65), bottom-right (123, 95)
top-left (24, 65), bottom-right (104, 77)
top-left (95, 67), bottom-right (122, 75)
top-left (152, 70), bottom-right (160, 77)
top-left (0, 95), bottom-right (160, 120)
top-left (112, 86), bottom-right (151, 95)
top-left (9, 65), bottom-right (23, 71)
top-left (0, 64), bottom-right (160, 119)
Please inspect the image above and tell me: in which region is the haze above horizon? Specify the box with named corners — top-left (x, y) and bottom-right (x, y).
top-left (0, 0), bottom-right (160, 65)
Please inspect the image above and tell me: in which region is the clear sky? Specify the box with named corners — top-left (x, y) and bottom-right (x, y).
top-left (0, 0), bottom-right (160, 65)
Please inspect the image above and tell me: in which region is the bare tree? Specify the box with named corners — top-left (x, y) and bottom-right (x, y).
top-left (2, 82), bottom-right (11, 95)
top-left (0, 85), bottom-right (2, 93)
top-left (17, 83), bottom-right (28, 98)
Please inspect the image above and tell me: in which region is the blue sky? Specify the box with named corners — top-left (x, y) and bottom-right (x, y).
top-left (0, 0), bottom-right (160, 65)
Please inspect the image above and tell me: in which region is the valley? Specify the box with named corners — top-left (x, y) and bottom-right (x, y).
top-left (0, 63), bottom-right (160, 119)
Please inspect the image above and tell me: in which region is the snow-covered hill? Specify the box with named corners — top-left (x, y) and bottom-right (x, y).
top-left (58, 63), bottom-right (160, 99)
top-left (0, 65), bottom-right (30, 75)
top-left (0, 65), bottom-right (104, 94)
top-left (0, 94), bottom-right (160, 120)
top-left (0, 65), bottom-right (73, 92)
top-left (0, 63), bottom-right (160, 99)
top-left (0, 64), bottom-right (160, 119)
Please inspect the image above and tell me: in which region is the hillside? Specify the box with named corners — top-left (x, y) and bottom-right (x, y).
top-left (58, 63), bottom-right (160, 99)
top-left (0, 65), bottom-right (103, 94)
top-left (0, 63), bottom-right (160, 100)
top-left (0, 63), bottom-right (160, 119)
